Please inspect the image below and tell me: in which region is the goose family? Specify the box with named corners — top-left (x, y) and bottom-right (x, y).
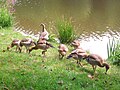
top-left (7, 24), bottom-right (110, 75)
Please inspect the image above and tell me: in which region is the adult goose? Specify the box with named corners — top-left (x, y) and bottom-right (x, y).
top-left (38, 23), bottom-right (49, 41)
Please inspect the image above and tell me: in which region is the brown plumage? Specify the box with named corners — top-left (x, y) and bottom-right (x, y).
top-left (7, 39), bottom-right (21, 52)
top-left (58, 44), bottom-right (68, 59)
top-left (68, 39), bottom-right (88, 66)
top-left (20, 38), bottom-right (36, 53)
top-left (85, 54), bottom-right (110, 74)
top-left (67, 49), bottom-right (88, 67)
top-left (29, 39), bottom-right (54, 56)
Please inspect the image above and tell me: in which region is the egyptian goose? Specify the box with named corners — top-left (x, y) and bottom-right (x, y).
top-left (58, 44), bottom-right (68, 59)
top-left (7, 39), bottom-right (21, 52)
top-left (67, 49), bottom-right (88, 67)
top-left (38, 23), bottom-right (49, 40)
top-left (29, 38), bottom-right (54, 56)
top-left (20, 38), bottom-right (36, 53)
top-left (85, 54), bottom-right (110, 74)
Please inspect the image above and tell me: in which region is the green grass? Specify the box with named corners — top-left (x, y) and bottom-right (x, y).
top-left (0, 27), bottom-right (120, 90)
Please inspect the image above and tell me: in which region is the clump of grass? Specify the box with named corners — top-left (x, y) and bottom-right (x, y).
top-left (0, 8), bottom-right (13, 28)
top-left (107, 38), bottom-right (120, 66)
top-left (56, 19), bottom-right (75, 44)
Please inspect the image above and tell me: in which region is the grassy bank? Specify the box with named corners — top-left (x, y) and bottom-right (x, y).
top-left (0, 28), bottom-right (120, 90)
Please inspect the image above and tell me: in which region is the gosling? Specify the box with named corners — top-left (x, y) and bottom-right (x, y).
top-left (29, 39), bottom-right (54, 56)
top-left (20, 38), bottom-right (36, 53)
top-left (85, 54), bottom-right (110, 74)
top-left (67, 49), bottom-right (88, 67)
top-left (58, 44), bottom-right (68, 59)
top-left (7, 39), bottom-right (21, 52)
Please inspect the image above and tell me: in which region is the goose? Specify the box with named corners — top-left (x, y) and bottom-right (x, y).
top-left (29, 38), bottom-right (54, 56)
top-left (38, 23), bottom-right (49, 41)
top-left (85, 54), bottom-right (110, 74)
top-left (58, 44), bottom-right (68, 59)
top-left (68, 39), bottom-right (87, 66)
top-left (7, 39), bottom-right (21, 52)
top-left (20, 38), bottom-right (36, 53)
top-left (67, 49), bottom-right (88, 67)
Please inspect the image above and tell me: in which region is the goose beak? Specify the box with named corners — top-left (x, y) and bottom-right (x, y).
top-left (40, 23), bottom-right (45, 27)
top-left (66, 55), bottom-right (72, 59)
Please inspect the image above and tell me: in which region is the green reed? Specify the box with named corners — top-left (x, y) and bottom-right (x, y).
top-left (107, 38), bottom-right (120, 66)
top-left (56, 19), bottom-right (75, 44)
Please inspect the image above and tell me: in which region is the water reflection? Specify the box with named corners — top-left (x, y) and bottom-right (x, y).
top-left (14, 0), bottom-right (120, 34)
top-left (79, 27), bottom-right (120, 59)
top-left (14, 0), bottom-right (120, 58)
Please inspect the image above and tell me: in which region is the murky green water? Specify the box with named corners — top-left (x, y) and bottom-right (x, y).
top-left (14, 0), bottom-right (120, 58)
top-left (14, 0), bottom-right (120, 35)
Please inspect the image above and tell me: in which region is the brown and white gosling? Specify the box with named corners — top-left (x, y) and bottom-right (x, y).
top-left (29, 39), bottom-right (54, 56)
top-left (69, 39), bottom-right (87, 66)
top-left (38, 23), bottom-right (49, 40)
top-left (20, 38), bottom-right (36, 53)
top-left (67, 49), bottom-right (88, 67)
top-left (58, 44), bottom-right (68, 59)
top-left (7, 39), bottom-right (21, 52)
top-left (85, 54), bottom-right (110, 74)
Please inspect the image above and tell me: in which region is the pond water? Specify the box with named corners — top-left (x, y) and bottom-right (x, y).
top-left (14, 0), bottom-right (120, 59)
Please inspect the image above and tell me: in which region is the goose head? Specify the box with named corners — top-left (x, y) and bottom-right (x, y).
top-left (71, 40), bottom-right (80, 49)
top-left (58, 44), bottom-right (68, 52)
top-left (67, 52), bottom-right (79, 59)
